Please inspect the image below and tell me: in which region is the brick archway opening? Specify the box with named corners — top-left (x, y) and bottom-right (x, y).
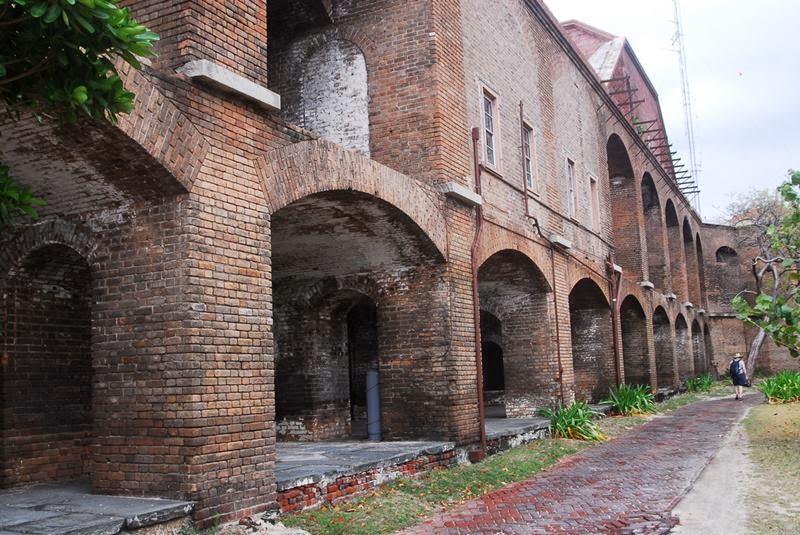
top-left (642, 173), bottom-right (668, 289)
top-left (2, 244), bottom-right (92, 488)
top-left (569, 279), bottom-right (614, 403)
top-left (675, 314), bottom-right (691, 384)
top-left (683, 219), bottom-right (700, 304)
top-left (272, 190), bottom-right (448, 442)
top-left (478, 250), bottom-right (556, 417)
top-left (607, 135), bottom-right (643, 280)
top-left (620, 296), bottom-right (649, 387)
top-left (480, 311), bottom-right (505, 418)
top-left (665, 200), bottom-right (686, 300)
top-left (653, 307), bottom-right (674, 389)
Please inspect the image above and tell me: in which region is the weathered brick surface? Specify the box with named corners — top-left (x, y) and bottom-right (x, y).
top-left (0, 0), bottom-right (772, 526)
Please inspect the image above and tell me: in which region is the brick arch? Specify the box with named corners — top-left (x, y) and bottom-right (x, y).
top-left (569, 277), bottom-right (615, 402)
top-left (278, 25), bottom-right (378, 82)
top-left (0, 219), bottom-right (98, 282)
top-left (477, 235), bottom-right (553, 291)
top-left (257, 139), bottom-right (448, 259)
top-left (116, 62), bottom-right (210, 192)
top-left (283, 275), bottom-right (385, 312)
top-left (271, 27), bottom-right (378, 148)
top-left (682, 218), bottom-right (700, 304)
top-left (567, 267), bottom-right (612, 306)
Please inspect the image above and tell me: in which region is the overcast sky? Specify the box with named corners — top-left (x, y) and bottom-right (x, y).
top-left (547, 0), bottom-right (800, 222)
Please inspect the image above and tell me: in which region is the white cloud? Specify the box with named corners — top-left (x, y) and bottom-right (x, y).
top-left (547, 0), bottom-right (800, 220)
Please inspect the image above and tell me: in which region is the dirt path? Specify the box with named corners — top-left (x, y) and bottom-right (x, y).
top-left (671, 414), bottom-right (754, 534)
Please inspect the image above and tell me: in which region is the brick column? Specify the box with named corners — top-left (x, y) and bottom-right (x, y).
top-left (92, 154), bottom-right (272, 525)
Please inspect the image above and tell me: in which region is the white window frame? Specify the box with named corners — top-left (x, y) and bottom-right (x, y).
top-left (482, 87), bottom-right (500, 169)
top-left (522, 123), bottom-right (534, 189)
top-left (589, 175), bottom-right (600, 232)
top-left (566, 158), bottom-right (576, 218)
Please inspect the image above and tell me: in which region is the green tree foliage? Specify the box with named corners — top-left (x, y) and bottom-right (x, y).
top-left (732, 170), bottom-right (800, 358)
top-left (0, 0), bottom-right (158, 226)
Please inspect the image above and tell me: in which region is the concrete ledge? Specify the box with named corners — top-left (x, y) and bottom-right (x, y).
top-left (639, 280), bottom-right (655, 289)
top-left (549, 234), bottom-right (572, 249)
top-left (276, 441), bottom-right (455, 492)
top-left (178, 59), bottom-right (281, 110)
top-left (0, 482), bottom-right (193, 534)
top-left (276, 441), bottom-right (458, 513)
top-left (436, 181), bottom-right (482, 207)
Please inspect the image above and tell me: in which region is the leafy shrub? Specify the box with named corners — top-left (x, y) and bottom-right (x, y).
top-left (603, 384), bottom-right (656, 415)
top-left (758, 371), bottom-right (800, 403)
top-left (686, 374), bottom-right (715, 393)
top-left (540, 401), bottom-right (606, 441)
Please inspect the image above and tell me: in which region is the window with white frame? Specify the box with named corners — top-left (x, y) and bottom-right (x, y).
top-left (590, 176), bottom-right (600, 231)
top-left (483, 91), bottom-right (497, 166)
top-left (523, 124), bottom-right (534, 188)
top-left (567, 158), bottom-right (576, 218)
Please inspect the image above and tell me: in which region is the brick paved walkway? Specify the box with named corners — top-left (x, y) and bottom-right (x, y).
top-left (401, 394), bottom-right (761, 535)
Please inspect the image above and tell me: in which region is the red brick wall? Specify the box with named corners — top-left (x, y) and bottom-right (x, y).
top-left (642, 174), bottom-right (669, 289)
top-left (1, 245), bottom-right (92, 486)
top-left (123, 0), bottom-right (268, 84)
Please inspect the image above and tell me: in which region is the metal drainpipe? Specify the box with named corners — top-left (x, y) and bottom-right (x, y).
top-left (607, 254), bottom-right (623, 387)
top-left (517, 105), bottom-right (565, 404)
top-left (469, 126), bottom-right (487, 462)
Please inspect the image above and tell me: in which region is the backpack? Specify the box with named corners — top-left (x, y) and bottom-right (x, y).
top-left (730, 359), bottom-right (742, 379)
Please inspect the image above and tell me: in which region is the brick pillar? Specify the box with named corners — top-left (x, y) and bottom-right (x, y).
top-left (124, 0), bottom-right (268, 85)
top-left (92, 155), bottom-right (272, 525)
top-left (552, 252), bottom-right (575, 403)
top-left (379, 264), bottom-right (458, 441)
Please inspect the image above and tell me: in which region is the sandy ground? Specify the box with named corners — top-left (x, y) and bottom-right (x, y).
top-left (671, 403), bottom-right (754, 535)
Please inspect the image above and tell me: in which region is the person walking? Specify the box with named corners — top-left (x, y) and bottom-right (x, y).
top-left (729, 353), bottom-right (748, 400)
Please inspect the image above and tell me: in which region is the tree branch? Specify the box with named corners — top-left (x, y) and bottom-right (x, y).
top-left (0, 58), bottom-right (50, 86)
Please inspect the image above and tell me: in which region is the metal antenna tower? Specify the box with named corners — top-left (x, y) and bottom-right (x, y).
top-left (671, 0), bottom-right (701, 211)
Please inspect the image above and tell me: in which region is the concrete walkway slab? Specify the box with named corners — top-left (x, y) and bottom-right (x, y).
top-left (276, 440), bottom-right (454, 491)
top-left (401, 393), bottom-right (761, 534)
top-left (0, 482), bottom-right (193, 534)
top-left (485, 417), bottom-right (549, 441)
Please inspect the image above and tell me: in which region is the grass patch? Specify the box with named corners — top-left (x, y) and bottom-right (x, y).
top-left (758, 370), bottom-right (800, 403)
top-left (282, 439), bottom-right (588, 535)
top-left (685, 374), bottom-right (715, 393)
top-left (539, 401), bottom-right (606, 441)
top-left (744, 403), bottom-right (800, 534)
top-left (603, 384), bottom-right (656, 415)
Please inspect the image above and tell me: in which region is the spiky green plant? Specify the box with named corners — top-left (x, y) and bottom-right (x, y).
top-left (685, 374), bottom-right (715, 393)
top-left (758, 370), bottom-right (800, 403)
top-left (539, 401), bottom-right (606, 441)
top-left (603, 384), bottom-right (656, 415)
